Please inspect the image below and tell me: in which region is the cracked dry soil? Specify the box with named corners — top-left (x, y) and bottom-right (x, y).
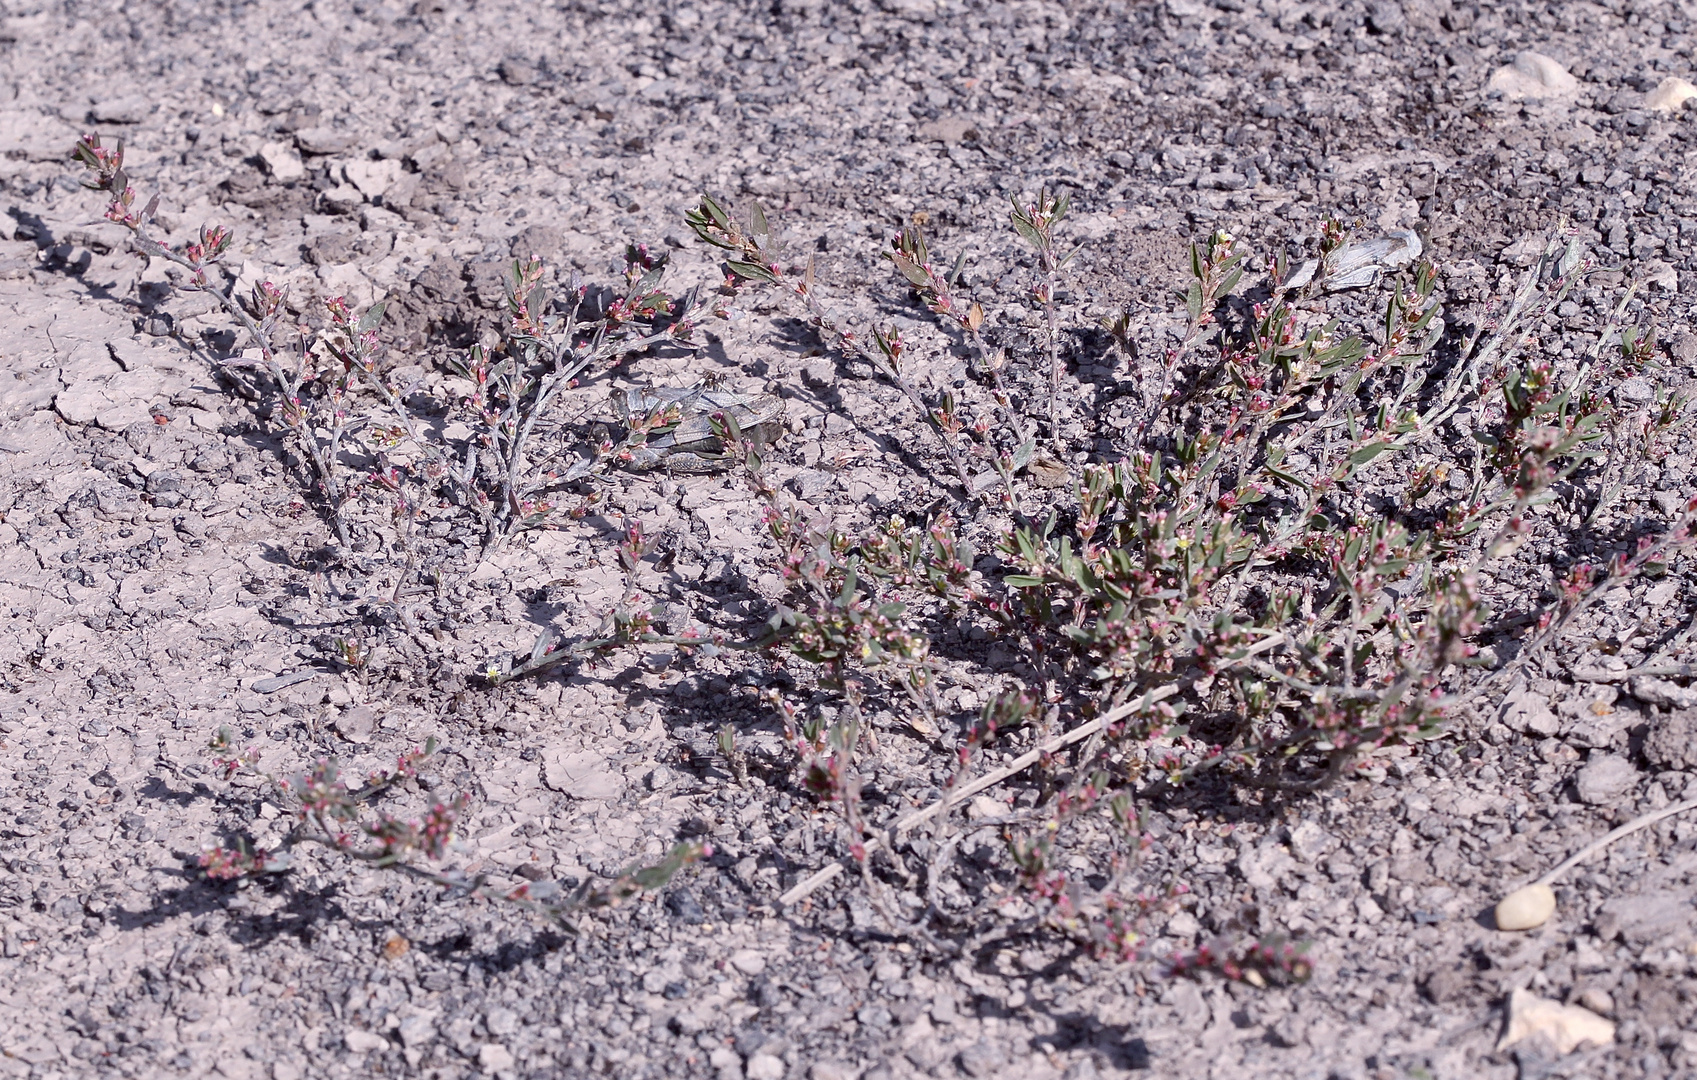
top-left (5, 1), bottom-right (1697, 1079)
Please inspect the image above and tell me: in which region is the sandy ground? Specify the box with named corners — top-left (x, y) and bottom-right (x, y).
top-left (4, 1), bottom-right (1697, 1078)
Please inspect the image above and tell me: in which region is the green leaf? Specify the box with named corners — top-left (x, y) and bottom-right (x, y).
top-left (1010, 437), bottom-right (1036, 472)
top-left (1349, 442), bottom-right (1394, 466)
top-left (749, 200), bottom-right (770, 246)
top-left (838, 562), bottom-right (860, 605)
top-left (890, 252), bottom-right (931, 287)
top-left (725, 260), bottom-right (778, 284)
top-left (1185, 280), bottom-right (1203, 322)
top-left (357, 302), bottom-right (388, 332)
top-left (1218, 266), bottom-right (1243, 299)
top-left (702, 194), bottom-right (731, 231)
top-left (1003, 575), bottom-right (1045, 588)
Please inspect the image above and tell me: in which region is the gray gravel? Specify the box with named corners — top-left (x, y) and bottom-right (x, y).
top-left (5, 2), bottom-right (1697, 1079)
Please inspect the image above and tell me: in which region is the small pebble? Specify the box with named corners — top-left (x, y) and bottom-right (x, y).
top-left (1496, 883), bottom-right (1556, 931)
top-left (478, 1043), bottom-right (515, 1072)
top-left (1578, 987), bottom-right (1615, 1016)
top-left (747, 1053), bottom-right (785, 1080)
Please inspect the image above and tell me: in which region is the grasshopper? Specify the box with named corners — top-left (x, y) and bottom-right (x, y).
top-left (613, 383), bottom-right (785, 473)
top-left (1284, 229), bottom-right (1423, 292)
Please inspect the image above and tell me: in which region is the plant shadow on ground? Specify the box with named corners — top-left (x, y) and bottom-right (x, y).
top-left (107, 873), bottom-right (362, 943)
top-left (767, 313), bottom-right (969, 487)
top-left (136, 774), bottom-right (213, 808)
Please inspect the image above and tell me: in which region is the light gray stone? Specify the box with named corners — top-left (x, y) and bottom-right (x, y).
top-left (1574, 754), bottom-right (1638, 805)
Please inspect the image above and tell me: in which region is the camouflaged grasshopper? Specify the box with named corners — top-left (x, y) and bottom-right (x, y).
top-left (1284, 229), bottom-right (1423, 292)
top-left (613, 383), bottom-right (785, 473)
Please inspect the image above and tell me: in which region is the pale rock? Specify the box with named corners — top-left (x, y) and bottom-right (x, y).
top-left (1641, 260), bottom-right (1678, 291)
top-left (1630, 676), bottom-right (1697, 710)
top-left (477, 1043), bottom-right (516, 1072)
top-left (1354, 893), bottom-right (1385, 924)
top-left (1646, 76), bottom-right (1697, 112)
top-left (1487, 52), bottom-right (1580, 100)
top-left (53, 382), bottom-right (154, 430)
top-left (52, 383), bottom-right (104, 426)
top-left (1645, 580), bottom-right (1681, 608)
top-left (89, 97), bottom-right (150, 123)
top-left (1497, 988), bottom-right (1615, 1054)
top-left (746, 1053), bottom-right (784, 1080)
top-left (693, 499), bottom-right (762, 548)
top-left (671, 1010), bottom-right (709, 1035)
top-left (1574, 754), bottom-right (1638, 805)
top-left (1645, 708), bottom-right (1697, 770)
top-left (729, 948), bottom-right (767, 976)
top-left (344, 158), bottom-right (403, 199)
top-left (1594, 890), bottom-right (1695, 944)
top-left (316, 261), bottom-right (378, 308)
top-left (1495, 883), bottom-right (1556, 931)
top-left (1500, 688), bottom-right (1561, 737)
top-left (1166, 910), bottom-right (1200, 938)
top-left (1286, 819), bottom-right (1330, 861)
top-left (344, 1029), bottom-right (389, 1053)
top-left (810, 1061), bottom-right (860, 1080)
top-left (106, 338), bottom-right (151, 371)
top-left (320, 184), bottom-right (365, 213)
top-left (1672, 331), bottom-right (1697, 364)
top-left (965, 794), bottom-right (1006, 820)
top-left (541, 748), bottom-right (625, 800)
top-left (259, 141), bottom-right (306, 183)
top-left (709, 1046), bottom-right (741, 1070)
top-left (484, 1007), bottom-right (518, 1036)
top-left (917, 116), bottom-right (979, 144)
top-left (396, 1011), bottom-right (438, 1048)
top-left (1577, 988), bottom-right (1615, 1015)
top-left (334, 704), bottom-right (377, 743)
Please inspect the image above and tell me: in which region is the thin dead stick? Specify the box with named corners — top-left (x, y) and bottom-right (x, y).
top-left (1533, 796), bottom-right (1697, 887)
top-left (1569, 663), bottom-right (1697, 683)
top-left (776, 633), bottom-right (1287, 908)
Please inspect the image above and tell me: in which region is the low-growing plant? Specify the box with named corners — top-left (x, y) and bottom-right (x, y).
top-left (449, 247), bottom-right (720, 545)
top-left (687, 197), bottom-right (1697, 959)
top-left (200, 727), bottom-right (706, 926)
top-left (64, 138), bottom-right (1697, 975)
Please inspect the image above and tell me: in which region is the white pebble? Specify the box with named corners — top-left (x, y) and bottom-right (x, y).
top-left (1495, 883), bottom-right (1556, 931)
